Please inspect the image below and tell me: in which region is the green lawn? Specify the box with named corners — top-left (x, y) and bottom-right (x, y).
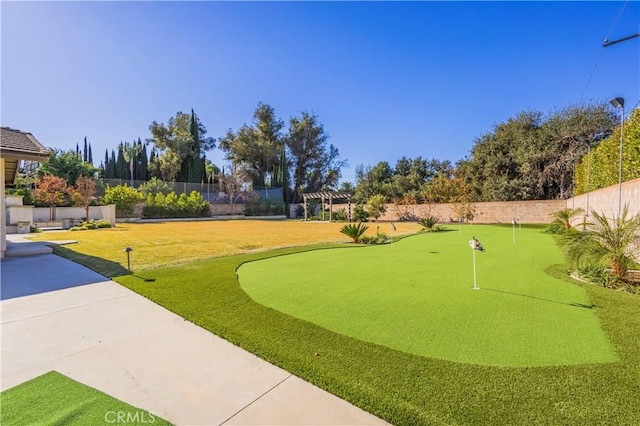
top-left (0, 371), bottom-right (172, 426)
top-left (238, 226), bottom-right (616, 366)
top-left (109, 227), bottom-right (640, 425)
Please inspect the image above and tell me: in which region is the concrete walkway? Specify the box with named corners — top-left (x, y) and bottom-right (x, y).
top-left (1, 253), bottom-right (388, 425)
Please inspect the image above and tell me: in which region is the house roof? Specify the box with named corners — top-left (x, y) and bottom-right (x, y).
top-left (1, 127), bottom-right (49, 184)
top-left (1, 127), bottom-right (50, 161)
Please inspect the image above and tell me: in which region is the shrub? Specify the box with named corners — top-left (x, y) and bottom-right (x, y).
top-left (544, 221), bottom-right (567, 234)
top-left (138, 177), bottom-right (173, 198)
top-left (142, 191), bottom-right (211, 219)
top-left (101, 184), bottom-right (143, 215)
top-left (244, 196), bottom-right (285, 216)
top-left (418, 216), bottom-right (440, 232)
top-left (340, 223), bottom-right (369, 244)
top-left (69, 219), bottom-right (112, 231)
top-left (367, 194), bottom-right (387, 221)
top-left (360, 232), bottom-right (388, 245)
top-left (332, 208), bottom-right (348, 222)
top-left (352, 204), bottom-right (369, 222)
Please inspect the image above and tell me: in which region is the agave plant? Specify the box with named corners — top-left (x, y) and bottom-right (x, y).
top-left (418, 216), bottom-right (439, 232)
top-left (340, 223), bottom-right (369, 244)
top-left (560, 206), bottom-right (640, 283)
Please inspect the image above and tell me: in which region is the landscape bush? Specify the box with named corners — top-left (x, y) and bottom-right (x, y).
top-left (69, 219), bottom-right (112, 231)
top-left (100, 184), bottom-right (143, 215)
top-left (138, 177), bottom-right (173, 198)
top-left (142, 191), bottom-right (211, 219)
top-left (352, 204), bottom-right (369, 222)
top-left (332, 208), bottom-right (348, 221)
top-left (340, 222), bottom-right (369, 243)
top-left (244, 196), bottom-right (285, 216)
top-left (418, 216), bottom-right (440, 232)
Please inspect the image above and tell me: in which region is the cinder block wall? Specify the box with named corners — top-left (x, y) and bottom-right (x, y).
top-left (325, 179), bottom-right (639, 224)
top-left (568, 178), bottom-right (640, 224)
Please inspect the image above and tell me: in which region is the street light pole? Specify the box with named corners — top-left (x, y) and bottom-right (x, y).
top-left (609, 97), bottom-right (625, 218)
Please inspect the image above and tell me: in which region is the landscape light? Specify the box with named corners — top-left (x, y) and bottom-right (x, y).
top-left (124, 246), bottom-right (133, 273)
top-left (609, 97), bottom-right (624, 217)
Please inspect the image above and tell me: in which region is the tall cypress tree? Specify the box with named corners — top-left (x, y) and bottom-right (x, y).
top-left (88, 143), bottom-right (93, 164)
top-left (116, 143), bottom-right (127, 180)
top-left (83, 137), bottom-right (88, 162)
top-left (109, 150), bottom-right (117, 179)
top-left (104, 150), bottom-right (110, 178)
top-left (138, 139), bottom-right (149, 181)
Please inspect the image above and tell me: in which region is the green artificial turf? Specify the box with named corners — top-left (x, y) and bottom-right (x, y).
top-left (238, 226), bottom-right (616, 366)
top-left (108, 229), bottom-right (640, 425)
top-left (0, 371), bottom-right (172, 426)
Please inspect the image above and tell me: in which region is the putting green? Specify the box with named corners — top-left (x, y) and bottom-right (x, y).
top-left (238, 225), bottom-right (617, 367)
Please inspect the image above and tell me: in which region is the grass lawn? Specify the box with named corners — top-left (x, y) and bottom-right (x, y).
top-left (238, 226), bottom-right (617, 366)
top-left (105, 227), bottom-right (640, 425)
top-left (28, 220), bottom-right (420, 276)
top-left (0, 371), bottom-right (171, 426)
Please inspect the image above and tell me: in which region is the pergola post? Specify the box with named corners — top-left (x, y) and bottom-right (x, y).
top-left (329, 194), bottom-right (333, 222)
top-left (348, 196), bottom-right (352, 222)
top-left (303, 195), bottom-right (308, 221)
top-left (321, 196), bottom-right (325, 221)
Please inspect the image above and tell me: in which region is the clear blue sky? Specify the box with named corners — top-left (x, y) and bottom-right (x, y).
top-left (2, 1), bottom-right (638, 183)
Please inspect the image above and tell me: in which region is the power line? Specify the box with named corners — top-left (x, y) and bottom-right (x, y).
top-left (579, 0), bottom-right (631, 101)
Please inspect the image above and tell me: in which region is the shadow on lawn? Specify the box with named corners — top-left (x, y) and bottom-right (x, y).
top-left (482, 287), bottom-right (593, 309)
top-left (51, 245), bottom-right (129, 278)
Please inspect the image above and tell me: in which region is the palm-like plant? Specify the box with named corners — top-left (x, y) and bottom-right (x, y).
top-left (561, 206), bottom-right (640, 283)
top-left (553, 207), bottom-right (585, 230)
top-left (340, 223), bottom-right (369, 244)
top-left (418, 216), bottom-right (439, 232)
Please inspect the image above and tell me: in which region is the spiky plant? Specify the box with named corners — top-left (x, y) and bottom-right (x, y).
top-left (560, 206), bottom-right (640, 283)
top-left (418, 216), bottom-right (439, 232)
top-left (340, 223), bottom-right (369, 244)
top-left (552, 208), bottom-right (585, 230)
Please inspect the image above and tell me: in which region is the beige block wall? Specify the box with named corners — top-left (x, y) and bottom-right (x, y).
top-left (372, 200), bottom-right (566, 223)
top-left (568, 178), bottom-right (640, 224)
top-left (209, 203), bottom-right (246, 216)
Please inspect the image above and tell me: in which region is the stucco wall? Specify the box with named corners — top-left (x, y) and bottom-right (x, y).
top-left (30, 205), bottom-right (116, 227)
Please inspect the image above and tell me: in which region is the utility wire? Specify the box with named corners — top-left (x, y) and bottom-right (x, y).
top-left (579, 0), bottom-right (630, 101)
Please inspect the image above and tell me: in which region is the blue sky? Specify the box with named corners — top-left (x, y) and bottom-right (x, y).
top-left (2, 1), bottom-right (638, 183)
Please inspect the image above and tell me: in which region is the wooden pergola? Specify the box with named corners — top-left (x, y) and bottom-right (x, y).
top-left (302, 191), bottom-right (352, 222)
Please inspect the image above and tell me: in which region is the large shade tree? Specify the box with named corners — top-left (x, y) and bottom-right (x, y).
top-left (148, 109), bottom-right (215, 182)
top-left (286, 112), bottom-right (346, 202)
top-left (219, 103), bottom-right (284, 188)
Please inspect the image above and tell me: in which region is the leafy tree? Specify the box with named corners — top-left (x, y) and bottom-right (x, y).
top-left (367, 194), bottom-right (387, 221)
top-left (32, 175), bottom-right (72, 220)
top-left (460, 103), bottom-right (616, 201)
top-left (71, 176), bottom-right (97, 221)
top-left (219, 103), bottom-right (284, 188)
top-left (354, 162), bottom-right (394, 203)
top-left (286, 112), bottom-right (346, 202)
top-left (560, 206), bottom-right (640, 282)
top-left (38, 149), bottom-right (96, 186)
top-left (148, 109), bottom-right (215, 182)
top-left (219, 164), bottom-right (251, 207)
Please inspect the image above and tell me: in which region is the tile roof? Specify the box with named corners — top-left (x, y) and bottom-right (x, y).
top-left (1, 127), bottom-right (49, 158)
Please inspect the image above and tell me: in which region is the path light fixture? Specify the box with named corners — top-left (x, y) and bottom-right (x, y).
top-left (124, 246), bottom-right (133, 274)
top-left (609, 97), bottom-right (624, 217)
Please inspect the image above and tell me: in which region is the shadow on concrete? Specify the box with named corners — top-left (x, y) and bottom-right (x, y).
top-left (481, 287), bottom-right (593, 309)
top-left (1, 254), bottom-right (111, 301)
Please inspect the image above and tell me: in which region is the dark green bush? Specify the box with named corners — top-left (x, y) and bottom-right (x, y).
top-left (244, 196), bottom-right (285, 216)
top-left (142, 191), bottom-right (211, 219)
top-left (352, 204), bottom-right (369, 222)
top-left (332, 208), bottom-right (348, 221)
